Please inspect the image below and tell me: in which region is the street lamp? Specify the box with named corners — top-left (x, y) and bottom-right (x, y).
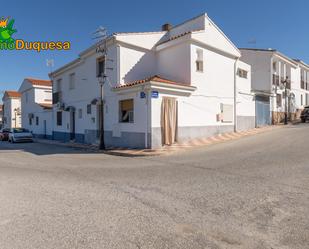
top-left (93, 26), bottom-right (108, 151)
top-left (280, 76), bottom-right (289, 125)
top-left (98, 73), bottom-right (105, 150)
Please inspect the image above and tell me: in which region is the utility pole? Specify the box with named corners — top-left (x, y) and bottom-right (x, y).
top-left (47, 59), bottom-right (54, 139)
top-left (93, 26), bottom-right (108, 150)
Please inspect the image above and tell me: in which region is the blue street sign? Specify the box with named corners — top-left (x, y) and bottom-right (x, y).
top-left (140, 92), bottom-right (146, 98)
top-left (151, 91), bottom-right (159, 98)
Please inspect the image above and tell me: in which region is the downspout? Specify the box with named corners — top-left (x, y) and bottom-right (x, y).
top-left (234, 58), bottom-right (239, 132)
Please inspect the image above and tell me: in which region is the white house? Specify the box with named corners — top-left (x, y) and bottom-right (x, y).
top-left (292, 60), bottom-right (309, 117)
top-left (240, 48), bottom-right (304, 125)
top-left (18, 78), bottom-right (53, 138)
top-left (2, 91), bottom-right (21, 129)
top-left (236, 61), bottom-right (255, 130)
top-left (50, 13), bottom-right (255, 148)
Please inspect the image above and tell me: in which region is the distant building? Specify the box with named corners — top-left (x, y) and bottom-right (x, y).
top-left (2, 91), bottom-right (22, 129)
top-left (0, 104), bottom-right (3, 129)
top-left (18, 78), bottom-right (53, 138)
top-left (240, 48), bottom-right (309, 125)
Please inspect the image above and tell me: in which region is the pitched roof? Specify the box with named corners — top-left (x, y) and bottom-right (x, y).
top-left (26, 78), bottom-right (52, 87)
top-left (4, 91), bottom-right (21, 98)
top-left (114, 75), bottom-right (192, 89)
top-left (38, 103), bottom-right (52, 109)
top-left (157, 31), bottom-right (194, 46)
top-left (240, 48), bottom-right (298, 66)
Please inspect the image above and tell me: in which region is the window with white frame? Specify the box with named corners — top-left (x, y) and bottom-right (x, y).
top-left (196, 49), bottom-right (204, 72)
top-left (69, 73), bottom-right (75, 90)
top-left (78, 108), bottom-right (83, 119)
top-left (273, 62), bottom-right (277, 71)
top-left (119, 99), bottom-right (134, 123)
top-left (97, 56), bottom-right (105, 77)
top-left (87, 104), bottom-right (92, 114)
top-left (56, 79), bottom-right (62, 92)
top-left (237, 68), bottom-right (248, 79)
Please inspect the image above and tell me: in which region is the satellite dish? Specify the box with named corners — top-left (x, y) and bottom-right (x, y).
top-left (279, 83), bottom-right (285, 90)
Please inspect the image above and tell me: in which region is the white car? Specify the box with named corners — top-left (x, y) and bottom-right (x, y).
top-left (8, 128), bottom-right (33, 143)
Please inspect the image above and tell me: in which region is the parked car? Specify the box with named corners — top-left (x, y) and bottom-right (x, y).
top-left (301, 106), bottom-right (309, 123)
top-left (8, 128), bottom-right (33, 143)
top-left (0, 128), bottom-right (10, 141)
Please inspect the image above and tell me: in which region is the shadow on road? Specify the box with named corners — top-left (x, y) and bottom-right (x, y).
top-left (0, 141), bottom-right (98, 156)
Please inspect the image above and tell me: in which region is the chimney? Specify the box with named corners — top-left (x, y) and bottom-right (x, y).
top-left (162, 23), bottom-right (172, 31)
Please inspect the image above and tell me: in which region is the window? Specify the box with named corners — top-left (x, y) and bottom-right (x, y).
top-left (221, 104), bottom-right (233, 123)
top-left (78, 108), bottom-right (83, 119)
top-left (87, 104), bottom-right (92, 114)
top-left (44, 91), bottom-right (52, 101)
top-left (196, 49), bottom-right (203, 72)
top-left (36, 116), bottom-right (39, 126)
top-left (301, 94), bottom-right (303, 106)
top-left (273, 62), bottom-right (277, 71)
top-left (97, 56), bottom-right (105, 77)
top-left (69, 73), bottom-right (75, 90)
top-left (56, 79), bottom-right (62, 92)
top-left (237, 68), bottom-right (248, 79)
top-left (57, 111), bottom-right (62, 126)
top-left (119, 99), bottom-right (134, 123)
top-left (29, 118), bottom-right (32, 126)
top-left (277, 94), bottom-right (282, 107)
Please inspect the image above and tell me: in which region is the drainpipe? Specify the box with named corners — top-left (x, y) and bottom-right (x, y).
top-left (234, 58), bottom-right (239, 132)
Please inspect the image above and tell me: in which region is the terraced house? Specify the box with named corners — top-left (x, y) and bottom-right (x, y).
top-left (18, 78), bottom-right (53, 138)
top-left (2, 91), bottom-right (21, 129)
top-left (240, 48), bottom-right (309, 125)
top-left (50, 13), bottom-right (255, 149)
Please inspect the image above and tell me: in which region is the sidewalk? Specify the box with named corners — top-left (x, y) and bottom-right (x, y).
top-left (37, 125), bottom-right (282, 157)
top-left (106, 125), bottom-right (282, 157)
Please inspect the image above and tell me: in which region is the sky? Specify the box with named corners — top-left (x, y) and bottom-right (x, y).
top-left (1, 0), bottom-right (309, 101)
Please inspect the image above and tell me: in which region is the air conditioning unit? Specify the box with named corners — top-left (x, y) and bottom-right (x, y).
top-left (57, 102), bottom-right (65, 110)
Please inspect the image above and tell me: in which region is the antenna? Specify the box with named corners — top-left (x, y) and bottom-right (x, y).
top-left (92, 26), bottom-right (108, 41)
top-left (46, 59), bottom-right (54, 74)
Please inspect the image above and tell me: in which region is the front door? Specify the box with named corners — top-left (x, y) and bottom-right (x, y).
top-left (161, 97), bottom-right (178, 146)
top-left (70, 111), bottom-right (76, 140)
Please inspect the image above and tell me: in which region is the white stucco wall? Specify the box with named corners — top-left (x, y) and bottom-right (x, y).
top-left (236, 61), bottom-right (255, 117)
top-left (20, 82), bottom-right (53, 136)
top-left (2, 97), bottom-right (21, 129)
top-left (240, 50), bottom-right (272, 93)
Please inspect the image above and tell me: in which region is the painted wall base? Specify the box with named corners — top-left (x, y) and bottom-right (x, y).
top-left (151, 125), bottom-right (234, 149)
top-left (105, 131), bottom-right (150, 149)
top-left (236, 116), bottom-right (256, 131)
top-left (53, 131), bottom-right (85, 143)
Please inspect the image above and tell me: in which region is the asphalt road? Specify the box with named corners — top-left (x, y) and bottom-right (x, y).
top-left (0, 124), bottom-right (308, 249)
